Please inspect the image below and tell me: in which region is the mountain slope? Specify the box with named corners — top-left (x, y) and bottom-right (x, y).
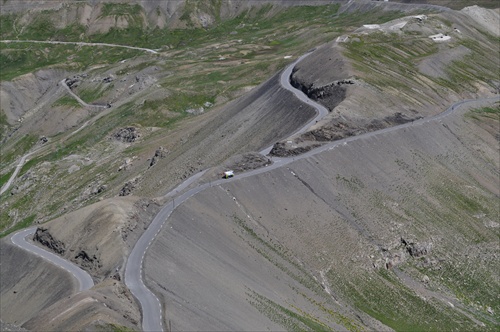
top-left (145, 98), bottom-right (499, 331)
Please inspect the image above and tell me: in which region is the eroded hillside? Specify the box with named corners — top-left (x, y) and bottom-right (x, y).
top-left (1, 1), bottom-right (499, 331)
top-left (146, 99), bottom-right (499, 331)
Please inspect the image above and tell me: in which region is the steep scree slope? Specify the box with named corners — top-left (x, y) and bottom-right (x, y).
top-left (145, 99), bottom-right (499, 331)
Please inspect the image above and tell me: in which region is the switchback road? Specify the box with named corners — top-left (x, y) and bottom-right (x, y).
top-left (10, 227), bottom-right (94, 292)
top-left (124, 47), bottom-right (500, 330)
top-left (7, 47), bottom-right (499, 331)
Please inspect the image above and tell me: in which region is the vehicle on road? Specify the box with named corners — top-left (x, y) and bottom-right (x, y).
top-left (223, 170), bottom-right (234, 179)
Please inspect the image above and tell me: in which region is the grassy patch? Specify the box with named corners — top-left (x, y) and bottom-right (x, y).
top-left (434, 38), bottom-right (499, 92)
top-left (0, 13), bottom-right (17, 38)
top-left (0, 42), bottom-right (143, 81)
top-left (0, 134), bottom-right (37, 165)
top-left (53, 96), bottom-right (81, 108)
top-left (327, 268), bottom-right (479, 331)
top-left (0, 110), bottom-right (11, 138)
top-left (0, 169), bottom-right (14, 188)
top-left (247, 289), bottom-right (333, 331)
top-left (0, 214), bottom-right (35, 238)
top-left (101, 3), bottom-right (142, 19)
top-left (18, 155), bottom-right (45, 177)
top-left (344, 31), bottom-right (438, 90)
top-left (421, 261), bottom-right (500, 322)
top-left (95, 323), bottom-right (137, 332)
top-left (467, 104), bottom-right (500, 120)
top-left (77, 84), bottom-right (110, 104)
top-left (473, 106), bottom-right (500, 115)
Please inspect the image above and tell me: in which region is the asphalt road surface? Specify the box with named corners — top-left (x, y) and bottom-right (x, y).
top-left (10, 227), bottom-right (94, 292)
top-left (6, 45), bottom-right (499, 331)
top-left (124, 49), bottom-right (500, 330)
top-left (260, 52), bottom-right (329, 155)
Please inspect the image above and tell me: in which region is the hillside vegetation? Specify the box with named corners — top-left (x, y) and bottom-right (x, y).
top-left (0, 0), bottom-right (428, 235)
top-left (1, 1), bottom-right (499, 331)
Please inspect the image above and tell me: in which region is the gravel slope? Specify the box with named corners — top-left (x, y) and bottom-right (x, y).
top-left (144, 97), bottom-right (499, 330)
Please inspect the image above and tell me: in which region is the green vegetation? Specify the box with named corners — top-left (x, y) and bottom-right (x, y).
top-left (335, 174), bottom-right (365, 191)
top-left (248, 290), bottom-right (332, 331)
top-left (95, 323), bottom-right (137, 332)
top-left (0, 13), bottom-right (17, 39)
top-left (0, 134), bottom-right (37, 165)
top-left (0, 214), bottom-right (36, 238)
top-left (467, 104), bottom-right (500, 121)
top-left (78, 85), bottom-right (111, 104)
top-left (0, 110), bottom-right (11, 138)
top-left (436, 38), bottom-right (499, 92)
top-left (344, 31), bottom-right (438, 90)
top-left (327, 268), bottom-right (479, 331)
top-left (0, 169), bottom-right (14, 188)
top-left (101, 3), bottom-right (142, 19)
top-left (143, 93), bottom-right (214, 114)
top-left (97, 99), bottom-right (182, 129)
top-left (473, 106), bottom-right (500, 115)
top-left (53, 96), bottom-right (81, 108)
top-left (0, 2), bottom-right (414, 84)
top-left (0, 42), bottom-right (143, 81)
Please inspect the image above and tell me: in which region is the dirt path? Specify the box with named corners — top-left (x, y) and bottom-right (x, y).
top-left (6, 40), bottom-right (499, 331)
top-left (0, 149), bottom-right (40, 195)
top-left (1, 39), bottom-right (159, 54)
top-left (0, 79), bottom-right (107, 196)
top-left (60, 79), bottom-right (109, 109)
top-left (125, 48), bottom-right (499, 330)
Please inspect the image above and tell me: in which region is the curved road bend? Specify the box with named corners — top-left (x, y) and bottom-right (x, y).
top-left (1, 40), bottom-right (159, 54)
top-left (6, 44), bottom-right (499, 331)
top-left (125, 47), bottom-right (499, 330)
top-left (0, 80), bottom-right (106, 196)
top-left (10, 227), bottom-right (94, 292)
top-left (126, 53), bottom-right (325, 331)
top-left (260, 52), bottom-right (329, 155)
top-left (60, 79), bottom-right (109, 109)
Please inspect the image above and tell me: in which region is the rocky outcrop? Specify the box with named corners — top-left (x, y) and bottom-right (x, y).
top-left (149, 147), bottom-right (168, 168)
top-left (401, 237), bottom-right (432, 258)
top-left (0, 320), bottom-right (29, 332)
top-left (113, 127), bottom-right (140, 143)
top-left (119, 181), bottom-right (136, 197)
top-left (74, 250), bottom-right (102, 271)
top-left (33, 228), bottom-right (65, 255)
top-left (290, 73), bottom-right (347, 112)
top-left (269, 142), bottom-right (320, 157)
top-left (270, 110), bottom-right (422, 157)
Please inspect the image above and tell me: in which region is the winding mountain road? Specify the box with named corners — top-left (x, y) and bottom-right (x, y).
top-left (10, 227), bottom-right (94, 292)
top-left (1, 39), bottom-right (159, 54)
top-left (6, 47), bottom-right (499, 331)
top-left (124, 51), bottom-right (500, 331)
top-left (259, 52), bottom-right (328, 155)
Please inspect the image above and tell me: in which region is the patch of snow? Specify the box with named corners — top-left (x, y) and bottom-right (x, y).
top-left (390, 21), bottom-right (407, 30)
top-left (429, 33), bottom-right (451, 42)
top-left (413, 15), bottom-right (427, 21)
top-left (363, 24), bottom-right (380, 29)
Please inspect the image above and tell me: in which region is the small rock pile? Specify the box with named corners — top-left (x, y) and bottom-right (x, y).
top-left (113, 127), bottom-right (140, 143)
